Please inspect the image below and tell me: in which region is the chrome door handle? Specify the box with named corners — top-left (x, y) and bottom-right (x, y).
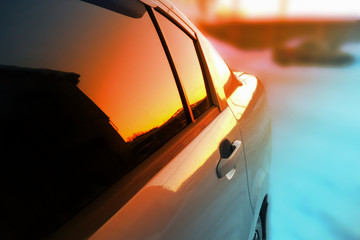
top-left (217, 140), bottom-right (242, 178)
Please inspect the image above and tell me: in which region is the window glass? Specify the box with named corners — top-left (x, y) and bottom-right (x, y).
top-left (154, 11), bottom-right (210, 119)
top-left (0, 0), bottom-right (187, 238)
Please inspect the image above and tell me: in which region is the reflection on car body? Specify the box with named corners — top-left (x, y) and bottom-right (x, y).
top-left (0, 0), bottom-right (271, 239)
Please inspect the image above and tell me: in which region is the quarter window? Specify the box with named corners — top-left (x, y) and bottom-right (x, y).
top-left (198, 34), bottom-right (239, 100)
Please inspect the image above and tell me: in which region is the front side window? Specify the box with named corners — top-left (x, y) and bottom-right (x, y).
top-left (154, 11), bottom-right (211, 119)
top-left (0, 1), bottom-right (187, 238)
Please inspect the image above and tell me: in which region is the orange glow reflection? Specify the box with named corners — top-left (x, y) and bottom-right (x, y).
top-left (3, 2), bottom-right (186, 143)
top-left (70, 9), bottom-right (185, 142)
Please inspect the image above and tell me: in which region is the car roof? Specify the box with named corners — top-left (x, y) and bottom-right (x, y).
top-left (82, 0), bottom-right (198, 37)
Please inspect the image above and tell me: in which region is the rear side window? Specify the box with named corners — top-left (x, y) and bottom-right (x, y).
top-left (154, 11), bottom-right (211, 119)
top-left (0, 0), bottom-right (187, 238)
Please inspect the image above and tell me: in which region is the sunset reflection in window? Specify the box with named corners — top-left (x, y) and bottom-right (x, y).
top-left (1, 1), bottom-right (189, 151)
top-left (74, 11), bottom-right (187, 143)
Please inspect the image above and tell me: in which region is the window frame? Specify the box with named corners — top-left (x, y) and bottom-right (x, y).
top-left (149, 6), bottom-right (215, 122)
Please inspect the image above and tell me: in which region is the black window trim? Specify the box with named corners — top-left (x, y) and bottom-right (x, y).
top-left (147, 5), bottom-right (195, 123)
top-left (193, 33), bottom-right (217, 109)
top-left (149, 6), bottom-right (216, 122)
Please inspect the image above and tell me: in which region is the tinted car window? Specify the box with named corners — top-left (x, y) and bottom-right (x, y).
top-left (0, 0), bottom-right (187, 238)
top-left (154, 11), bottom-right (210, 119)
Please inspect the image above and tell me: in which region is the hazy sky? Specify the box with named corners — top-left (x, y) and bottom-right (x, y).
top-left (216, 0), bottom-right (360, 18)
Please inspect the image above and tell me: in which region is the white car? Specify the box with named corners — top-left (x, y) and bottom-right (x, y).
top-left (0, 0), bottom-right (271, 239)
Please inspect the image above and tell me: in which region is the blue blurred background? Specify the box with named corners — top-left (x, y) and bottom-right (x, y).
top-left (171, 0), bottom-right (360, 239)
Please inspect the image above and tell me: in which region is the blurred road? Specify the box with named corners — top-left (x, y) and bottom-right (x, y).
top-left (208, 36), bottom-right (360, 239)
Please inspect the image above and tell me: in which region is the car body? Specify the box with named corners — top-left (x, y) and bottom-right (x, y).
top-left (0, 0), bottom-right (271, 239)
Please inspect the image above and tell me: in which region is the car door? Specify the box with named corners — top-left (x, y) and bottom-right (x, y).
top-left (90, 7), bottom-right (254, 240)
top-left (91, 108), bottom-right (254, 240)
